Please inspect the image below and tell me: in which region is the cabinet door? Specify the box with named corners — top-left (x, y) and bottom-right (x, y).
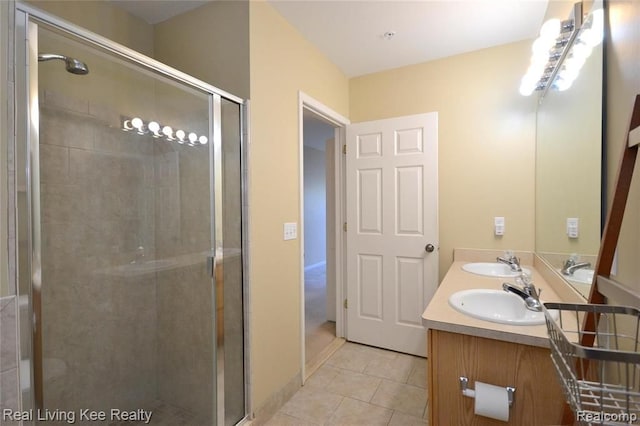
top-left (428, 330), bottom-right (565, 425)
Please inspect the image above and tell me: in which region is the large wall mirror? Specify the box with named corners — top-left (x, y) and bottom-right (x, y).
top-left (535, 0), bottom-right (604, 299)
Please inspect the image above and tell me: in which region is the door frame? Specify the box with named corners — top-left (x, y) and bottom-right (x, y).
top-left (298, 92), bottom-right (349, 383)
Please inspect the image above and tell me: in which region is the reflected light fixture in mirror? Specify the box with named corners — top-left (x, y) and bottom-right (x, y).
top-left (520, 5), bottom-right (580, 96)
top-left (520, 2), bottom-right (604, 97)
top-left (121, 116), bottom-right (209, 146)
top-left (554, 8), bottom-right (604, 92)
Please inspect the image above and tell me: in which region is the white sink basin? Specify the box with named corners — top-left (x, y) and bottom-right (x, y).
top-left (448, 289), bottom-right (555, 325)
top-left (462, 262), bottom-right (531, 278)
top-left (564, 268), bottom-right (595, 285)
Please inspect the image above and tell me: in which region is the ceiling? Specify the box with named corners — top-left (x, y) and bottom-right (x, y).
top-left (112, 0), bottom-right (549, 78)
top-left (110, 0), bottom-right (211, 25)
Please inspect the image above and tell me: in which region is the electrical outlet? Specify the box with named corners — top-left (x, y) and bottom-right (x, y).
top-left (284, 222), bottom-right (297, 240)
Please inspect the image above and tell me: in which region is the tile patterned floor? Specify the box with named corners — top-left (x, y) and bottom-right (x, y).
top-left (266, 342), bottom-right (428, 426)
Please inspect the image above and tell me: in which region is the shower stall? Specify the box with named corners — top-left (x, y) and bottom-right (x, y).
top-left (13, 4), bottom-right (248, 425)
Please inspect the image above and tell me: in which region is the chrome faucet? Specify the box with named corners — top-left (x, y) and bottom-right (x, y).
top-left (131, 246), bottom-right (145, 264)
top-left (497, 252), bottom-right (522, 272)
top-left (503, 273), bottom-right (542, 312)
top-left (561, 258), bottom-right (592, 276)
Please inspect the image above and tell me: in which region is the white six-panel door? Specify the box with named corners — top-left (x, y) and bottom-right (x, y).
top-left (346, 113), bottom-right (438, 357)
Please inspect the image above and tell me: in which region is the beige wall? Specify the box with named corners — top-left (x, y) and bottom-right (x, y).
top-left (605, 1), bottom-right (640, 291)
top-left (154, 1), bottom-right (249, 100)
top-left (350, 41), bottom-right (537, 280)
top-left (27, 0), bottom-right (154, 57)
top-left (249, 0), bottom-right (349, 412)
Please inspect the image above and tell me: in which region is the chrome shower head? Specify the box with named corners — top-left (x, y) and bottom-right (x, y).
top-left (38, 53), bottom-right (89, 75)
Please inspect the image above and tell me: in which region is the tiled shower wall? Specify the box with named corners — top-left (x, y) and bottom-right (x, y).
top-left (154, 139), bottom-right (214, 420)
top-left (39, 91), bottom-right (159, 412)
top-left (37, 89), bottom-right (219, 422)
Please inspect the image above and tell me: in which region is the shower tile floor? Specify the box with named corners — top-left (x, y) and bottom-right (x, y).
top-left (266, 342), bottom-right (428, 426)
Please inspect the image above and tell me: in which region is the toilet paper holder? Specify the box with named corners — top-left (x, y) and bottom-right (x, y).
top-left (459, 377), bottom-right (515, 407)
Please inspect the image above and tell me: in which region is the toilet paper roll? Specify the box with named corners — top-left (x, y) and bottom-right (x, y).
top-left (474, 381), bottom-right (510, 422)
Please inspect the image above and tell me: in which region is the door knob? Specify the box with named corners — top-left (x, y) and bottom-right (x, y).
top-left (425, 244), bottom-right (435, 253)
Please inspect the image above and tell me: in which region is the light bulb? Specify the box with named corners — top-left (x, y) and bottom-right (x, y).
top-left (148, 121), bottom-right (161, 137)
top-left (162, 126), bottom-right (173, 139)
top-left (558, 66), bottom-right (579, 85)
top-left (583, 9), bottom-right (604, 47)
top-left (176, 129), bottom-right (186, 143)
top-left (519, 83), bottom-right (535, 97)
top-left (539, 19), bottom-right (561, 41)
top-left (554, 76), bottom-right (573, 92)
top-left (519, 75), bottom-right (537, 96)
top-left (571, 42), bottom-right (593, 62)
top-left (131, 117), bottom-right (144, 130)
top-left (188, 133), bottom-right (198, 144)
top-left (199, 136), bottom-right (208, 145)
top-left (531, 37), bottom-right (553, 57)
top-left (563, 54), bottom-right (586, 75)
top-left (527, 58), bottom-right (546, 79)
top-left (579, 27), bottom-right (603, 48)
top-left (131, 117), bottom-right (146, 135)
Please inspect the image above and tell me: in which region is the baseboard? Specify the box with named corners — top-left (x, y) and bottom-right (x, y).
top-left (304, 337), bottom-right (345, 381)
top-left (248, 371), bottom-right (302, 426)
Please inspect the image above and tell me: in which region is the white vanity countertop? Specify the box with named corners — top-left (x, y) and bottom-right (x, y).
top-left (422, 250), bottom-right (582, 348)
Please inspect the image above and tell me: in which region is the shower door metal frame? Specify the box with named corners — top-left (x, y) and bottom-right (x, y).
top-left (13, 3), bottom-right (251, 425)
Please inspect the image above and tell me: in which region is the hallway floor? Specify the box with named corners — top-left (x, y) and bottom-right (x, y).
top-left (305, 263), bottom-right (336, 364)
top-left (266, 342), bottom-right (428, 425)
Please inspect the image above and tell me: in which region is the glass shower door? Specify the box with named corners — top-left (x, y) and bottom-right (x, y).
top-left (27, 20), bottom-right (233, 425)
top-left (219, 98), bottom-right (246, 426)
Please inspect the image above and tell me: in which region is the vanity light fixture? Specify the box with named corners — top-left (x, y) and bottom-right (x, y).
top-left (519, 2), bottom-right (602, 97)
top-left (121, 116), bottom-right (208, 147)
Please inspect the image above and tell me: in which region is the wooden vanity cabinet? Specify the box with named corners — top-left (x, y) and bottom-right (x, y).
top-left (427, 329), bottom-right (566, 425)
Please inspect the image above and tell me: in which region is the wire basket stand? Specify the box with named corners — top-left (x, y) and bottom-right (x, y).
top-left (543, 302), bottom-right (640, 425)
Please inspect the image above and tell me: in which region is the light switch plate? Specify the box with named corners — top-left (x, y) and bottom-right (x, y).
top-left (284, 222), bottom-right (297, 240)
top-left (494, 217), bottom-right (505, 236)
top-left (567, 218), bottom-right (579, 238)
